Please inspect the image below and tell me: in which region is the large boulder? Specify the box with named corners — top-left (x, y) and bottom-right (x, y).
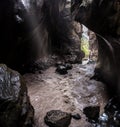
top-left (0, 64), bottom-right (34, 127)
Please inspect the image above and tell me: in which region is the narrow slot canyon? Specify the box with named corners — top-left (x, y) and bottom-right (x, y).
top-left (0, 0), bottom-right (120, 127)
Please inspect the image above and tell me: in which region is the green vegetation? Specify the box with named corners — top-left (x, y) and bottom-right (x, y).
top-left (81, 36), bottom-right (90, 59)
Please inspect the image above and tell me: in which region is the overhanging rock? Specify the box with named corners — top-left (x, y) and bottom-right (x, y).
top-left (72, 0), bottom-right (120, 93)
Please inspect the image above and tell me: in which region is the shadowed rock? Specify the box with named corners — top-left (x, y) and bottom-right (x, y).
top-left (0, 0), bottom-right (83, 73)
top-left (71, 113), bottom-right (81, 120)
top-left (56, 65), bottom-right (68, 75)
top-left (0, 64), bottom-right (34, 127)
top-left (83, 106), bottom-right (100, 122)
top-left (56, 63), bottom-right (73, 75)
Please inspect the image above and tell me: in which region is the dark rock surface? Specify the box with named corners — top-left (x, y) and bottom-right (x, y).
top-left (71, 113), bottom-right (81, 120)
top-left (0, 64), bottom-right (34, 127)
top-left (56, 65), bottom-right (68, 75)
top-left (44, 110), bottom-right (72, 127)
top-left (83, 106), bottom-right (100, 122)
top-left (65, 63), bottom-right (73, 70)
top-left (87, 96), bottom-right (120, 127)
top-left (72, 0), bottom-right (120, 93)
top-left (0, 0), bottom-right (83, 73)
top-left (56, 62), bottom-right (73, 75)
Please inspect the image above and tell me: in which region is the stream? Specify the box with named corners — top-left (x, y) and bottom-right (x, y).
top-left (24, 62), bottom-right (108, 127)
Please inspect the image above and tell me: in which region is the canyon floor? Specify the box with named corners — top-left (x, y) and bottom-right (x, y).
top-left (24, 62), bottom-right (108, 127)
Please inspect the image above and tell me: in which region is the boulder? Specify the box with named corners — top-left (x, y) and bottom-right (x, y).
top-left (44, 110), bottom-right (72, 127)
top-left (0, 64), bottom-right (34, 127)
top-left (56, 65), bottom-right (68, 75)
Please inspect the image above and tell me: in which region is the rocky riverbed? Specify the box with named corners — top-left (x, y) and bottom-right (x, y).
top-left (24, 63), bottom-right (108, 127)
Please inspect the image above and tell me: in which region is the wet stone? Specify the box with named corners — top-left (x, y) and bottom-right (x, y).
top-left (56, 65), bottom-right (68, 75)
top-left (87, 96), bottom-right (120, 127)
top-left (99, 113), bottom-right (108, 122)
top-left (55, 62), bottom-right (73, 75)
top-left (44, 110), bottom-right (72, 127)
top-left (104, 96), bottom-right (120, 113)
top-left (65, 63), bottom-right (73, 70)
top-left (83, 106), bottom-right (100, 122)
top-left (114, 111), bottom-right (120, 121)
top-left (98, 96), bottom-right (120, 127)
top-left (0, 64), bottom-right (34, 127)
top-left (71, 113), bottom-right (81, 120)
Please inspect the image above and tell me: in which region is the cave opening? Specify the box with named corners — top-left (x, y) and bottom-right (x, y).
top-left (80, 24), bottom-right (98, 65)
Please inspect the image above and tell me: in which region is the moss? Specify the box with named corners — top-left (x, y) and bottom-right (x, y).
top-left (81, 37), bottom-right (90, 59)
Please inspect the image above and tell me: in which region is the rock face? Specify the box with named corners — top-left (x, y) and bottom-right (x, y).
top-left (0, 64), bottom-right (34, 127)
top-left (44, 110), bottom-right (72, 127)
top-left (85, 96), bottom-right (120, 126)
top-left (0, 0), bottom-right (83, 72)
top-left (72, 0), bottom-right (120, 93)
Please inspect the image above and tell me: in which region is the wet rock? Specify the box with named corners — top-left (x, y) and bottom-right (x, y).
top-left (83, 106), bottom-right (100, 122)
top-left (104, 96), bottom-right (120, 113)
top-left (71, 113), bottom-right (81, 120)
top-left (65, 63), bottom-right (73, 70)
top-left (56, 65), bottom-right (68, 75)
top-left (82, 96), bottom-right (120, 126)
top-left (56, 61), bottom-right (73, 69)
top-left (44, 110), bottom-right (72, 127)
top-left (90, 96), bottom-right (120, 127)
top-left (0, 64), bottom-right (34, 127)
top-left (55, 61), bottom-right (64, 67)
top-left (55, 61), bottom-right (73, 75)
top-left (99, 113), bottom-right (108, 123)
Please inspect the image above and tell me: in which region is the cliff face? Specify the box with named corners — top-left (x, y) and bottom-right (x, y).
top-left (0, 0), bottom-right (45, 71)
top-left (0, 0), bottom-right (82, 72)
top-left (72, 0), bottom-right (120, 36)
top-left (72, 0), bottom-right (120, 93)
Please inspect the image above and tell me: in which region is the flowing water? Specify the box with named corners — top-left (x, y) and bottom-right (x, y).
top-left (24, 62), bottom-right (108, 127)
